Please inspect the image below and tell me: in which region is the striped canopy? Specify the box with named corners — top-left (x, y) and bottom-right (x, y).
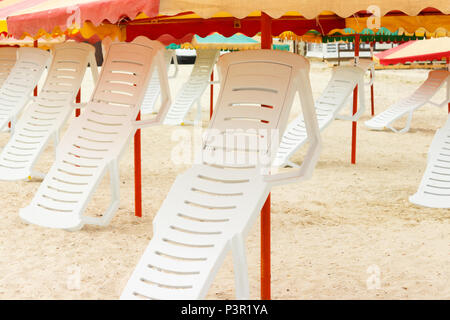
top-left (374, 37), bottom-right (450, 65)
top-left (0, 0), bottom-right (448, 40)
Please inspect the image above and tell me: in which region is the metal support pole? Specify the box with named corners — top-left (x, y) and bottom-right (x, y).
top-left (351, 34), bottom-right (360, 165)
top-left (370, 42), bottom-right (375, 116)
top-left (210, 71), bottom-right (214, 119)
top-left (447, 57), bottom-right (449, 114)
top-left (260, 11), bottom-right (272, 300)
top-left (134, 112), bottom-right (142, 217)
top-left (33, 40), bottom-right (38, 96)
top-left (75, 89), bottom-right (81, 117)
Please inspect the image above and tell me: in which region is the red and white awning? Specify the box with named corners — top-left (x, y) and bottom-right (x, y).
top-left (375, 37), bottom-right (450, 65)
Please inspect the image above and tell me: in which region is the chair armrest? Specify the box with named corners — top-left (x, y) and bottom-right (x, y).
top-left (72, 102), bottom-right (87, 109)
top-left (134, 118), bottom-right (160, 129)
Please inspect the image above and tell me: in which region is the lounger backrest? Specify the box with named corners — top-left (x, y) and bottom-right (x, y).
top-left (0, 47), bottom-right (18, 87)
top-left (204, 50), bottom-right (313, 167)
top-left (56, 37), bottom-right (167, 163)
top-left (316, 65), bottom-right (364, 113)
top-left (37, 42), bottom-right (96, 105)
top-left (406, 70), bottom-right (449, 104)
top-left (190, 49), bottom-right (218, 82)
top-left (91, 37), bottom-right (161, 114)
top-left (0, 47), bottom-right (51, 110)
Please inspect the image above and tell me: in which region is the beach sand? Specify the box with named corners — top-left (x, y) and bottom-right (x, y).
top-left (0, 60), bottom-right (448, 299)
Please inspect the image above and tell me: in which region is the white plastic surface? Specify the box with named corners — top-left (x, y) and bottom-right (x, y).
top-left (121, 49), bottom-right (321, 300)
top-left (141, 49), bottom-right (178, 114)
top-left (19, 36), bottom-right (171, 230)
top-left (273, 65), bottom-right (365, 168)
top-left (0, 42), bottom-right (97, 181)
top-left (163, 49), bottom-right (219, 125)
top-left (0, 47), bottom-right (51, 131)
top-left (410, 114), bottom-right (450, 208)
top-left (0, 47), bottom-right (18, 88)
top-left (365, 70), bottom-right (450, 133)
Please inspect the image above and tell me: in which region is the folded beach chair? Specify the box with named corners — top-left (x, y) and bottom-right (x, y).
top-left (0, 42), bottom-right (98, 181)
top-left (364, 70), bottom-right (450, 133)
top-left (0, 47), bottom-right (18, 88)
top-left (121, 50), bottom-right (321, 300)
top-left (410, 115), bottom-right (450, 208)
top-left (273, 65), bottom-right (365, 168)
top-left (141, 49), bottom-right (178, 115)
top-left (20, 37), bottom-right (171, 230)
top-left (163, 49), bottom-right (219, 125)
top-left (0, 47), bottom-right (51, 133)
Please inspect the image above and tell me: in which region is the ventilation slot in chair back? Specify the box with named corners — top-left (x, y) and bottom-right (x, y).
top-left (0, 47), bottom-right (18, 87)
top-left (205, 57), bottom-right (298, 169)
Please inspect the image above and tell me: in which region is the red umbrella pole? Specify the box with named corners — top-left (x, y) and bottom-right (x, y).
top-left (210, 71), bottom-right (214, 119)
top-left (351, 34), bottom-right (360, 164)
top-left (134, 112), bottom-right (142, 217)
top-left (370, 42), bottom-right (375, 116)
top-left (260, 11), bottom-right (272, 301)
top-left (33, 40), bottom-right (38, 96)
top-left (447, 57), bottom-right (449, 114)
top-left (75, 89), bottom-right (81, 117)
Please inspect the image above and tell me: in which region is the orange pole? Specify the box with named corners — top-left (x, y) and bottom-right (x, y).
top-left (370, 42), bottom-right (375, 116)
top-left (210, 71), bottom-right (214, 119)
top-left (351, 34), bottom-right (360, 165)
top-left (75, 89), bottom-right (81, 117)
top-left (134, 112), bottom-right (142, 217)
top-left (370, 71), bottom-right (374, 116)
top-left (447, 57), bottom-right (449, 114)
top-left (33, 40), bottom-right (38, 97)
top-left (260, 11), bottom-right (272, 301)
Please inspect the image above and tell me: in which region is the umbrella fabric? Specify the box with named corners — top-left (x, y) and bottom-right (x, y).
top-left (374, 37), bottom-right (450, 65)
top-left (3, 0), bottom-right (159, 38)
top-left (4, 1), bottom-right (450, 39)
top-left (188, 33), bottom-right (260, 50)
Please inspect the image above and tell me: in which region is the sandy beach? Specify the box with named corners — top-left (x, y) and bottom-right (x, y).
top-left (0, 60), bottom-right (448, 300)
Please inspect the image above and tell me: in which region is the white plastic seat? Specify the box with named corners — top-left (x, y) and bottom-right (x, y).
top-left (273, 65), bottom-right (365, 167)
top-left (365, 70), bottom-right (450, 133)
top-left (121, 50), bottom-right (321, 300)
top-left (163, 49), bottom-right (219, 125)
top-left (0, 42), bottom-right (98, 181)
top-left (0, 47), bottom-right (51, 132)
top-left (0, 47), bottom-right (18, 88)
top-left (19, 37), bottom-right (171, 230)
top-left (141, 49), bottom-right (178, 114)
top-left (410, 115), bottom-right (450, 208)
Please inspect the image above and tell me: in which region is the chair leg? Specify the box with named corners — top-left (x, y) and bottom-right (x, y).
top-left (285, 160), bottom-right (301, 168)
top-left (387, 112), bottom-right (413, 133)
top-left (82, 161), bottom-right (120, 227)
top-left (231, 234), bottom-right (250, 300)
top-left (195, 99), bottom-right (202, 124)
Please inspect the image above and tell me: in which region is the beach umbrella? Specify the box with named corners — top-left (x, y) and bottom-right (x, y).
top-left (186, 33), bottom-right (260, 50)
top-left (374, 37), bottom-right (450, 65)
top-left (2, 0), bottom-right (449, 300)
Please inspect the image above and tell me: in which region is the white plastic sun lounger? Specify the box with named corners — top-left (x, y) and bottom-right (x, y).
top-left (0, 47), bottom-right (51, 132)
top-left (365, 70), bottom-right (450, 133)
top-left (0, 42), bottom-right (98, 181)
top-left (0, 47), bottom-right (18, 88)
top-left (410, 115), bottom-right (450, 208)
top-left (121, 50), bottom-right (321, 300)
top-left (141, 49), bottom-right (178, 115)
top-left (273, 65), bottom-right (365, 168)
top-left (20, 37), bottom-right (171, 230)
top-left (163, 49), bottom-right (219, 125)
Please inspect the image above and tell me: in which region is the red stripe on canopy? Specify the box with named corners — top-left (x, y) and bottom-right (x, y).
top-left (375, 38), bottom-right (450, 65)
top-left (7, 0), bottom-right (160, 38)
top-left (0, 0), bottom-right (49, 19)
